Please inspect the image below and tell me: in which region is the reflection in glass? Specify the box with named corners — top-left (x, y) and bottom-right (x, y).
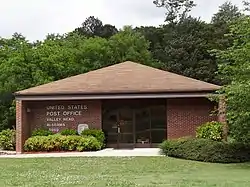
top-left (102, 100), bottom-right (167, 146)
top-left (102, 108), bottom-right (118, 144)
top-left (119, 108), bottom-right (133, 144)
top-left (135, 108), bottom-right (150, 145)
top-left (150, 105), bottom-right (166, 143)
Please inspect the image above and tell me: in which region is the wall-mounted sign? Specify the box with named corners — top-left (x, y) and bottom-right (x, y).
top-left (45, 104), bottom-right (88, 132)
top-left (77, 124), bottom-right (89, 135)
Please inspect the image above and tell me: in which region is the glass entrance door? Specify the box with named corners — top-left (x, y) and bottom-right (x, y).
top-left (102, 99), bottom-right (167, 148)
top-left (117, 107), bottom-right (134, 148)
top-left (102, 108), bottom-right (118, 146)
top-left (102, 106), bottom-right (135, 148)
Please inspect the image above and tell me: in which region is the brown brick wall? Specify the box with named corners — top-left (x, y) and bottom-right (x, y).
top-left (16, 100), bottom-right (29, 154)
top-left (26, 100), bottom-right (102, 133)
top-left (16, 100), bottom-right (22, 153)
top-left (16, 97), bottom-right (218, 153)
top-left (166, 98), bottom-right (217, 139)
top-left (15, 100), bottom-right (101, 153)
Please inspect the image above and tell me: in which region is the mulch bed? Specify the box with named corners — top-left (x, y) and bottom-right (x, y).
top-left (24, 151), bottom-right (81, 154)
top-left (1, 150), bottom-right (99, 155)
top-left (0, 150), bottom-right (16, 155)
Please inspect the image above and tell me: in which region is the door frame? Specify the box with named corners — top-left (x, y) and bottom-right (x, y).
top-left (116, 107), bottom-right (135, 149)
top-left (109, 107), bottom-right (153, 149)
top-left (102, 99), bottom-right (167, 149)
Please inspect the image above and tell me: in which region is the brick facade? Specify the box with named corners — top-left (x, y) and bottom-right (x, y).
top-left (16, 100), bottom-right (102, 153)
top-left (166, 98), bottom-right (217, 139)
top-left (16, 97), bottom-right (218, 153)
top-left (16, 100), bottom-right (29, 154)
top-left (27, 100), bottom-right (102, 132)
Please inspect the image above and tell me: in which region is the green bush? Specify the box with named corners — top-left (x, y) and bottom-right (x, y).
top-left (160, 138), bottom-right (250, 163)
top-left (196, 121), bottom-right (223, 141)
top-left (60, 129), bottom-right (78, 136)
top-left (76, 136), bottom-right (102, 152)
top-left (31, 129), bottom-right (53, 137)
top-left (24, 135), bottom-right (101, 152)
top-left (61, 135), bottom-right (82, 151)
top-left (81, 129), bottom-right (105, 147)
top-left (0, 129), bottom-right (15, 150)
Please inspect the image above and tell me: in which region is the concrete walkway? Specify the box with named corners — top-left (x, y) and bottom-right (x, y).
top-left (0, 148), bottom-right (163, 158)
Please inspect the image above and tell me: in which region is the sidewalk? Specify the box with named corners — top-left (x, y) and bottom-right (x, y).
top-left (0, 148), bottom-right (163, 158)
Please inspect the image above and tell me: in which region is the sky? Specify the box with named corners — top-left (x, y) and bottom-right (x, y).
top-left (0, 0), bottom-right (244, 41)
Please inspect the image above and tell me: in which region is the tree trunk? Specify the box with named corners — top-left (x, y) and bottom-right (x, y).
top-left (218, 95), bottom-right (228, 142)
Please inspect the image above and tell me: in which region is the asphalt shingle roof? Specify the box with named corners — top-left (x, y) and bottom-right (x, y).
top-left (15, 61), bottom-right (220, 96)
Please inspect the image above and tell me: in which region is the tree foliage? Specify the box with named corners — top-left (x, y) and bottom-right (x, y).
top-left (136, 17), bottom-right (220, 84)
top-left (0, 2), bottom-right (248, 135)
top-left (74, 16), bottom-right (118, 38)
top-left (211, 1), bottom-right (242, 25)
top-left (216, 16), bottom-right (250, 143)
top-left (140, 1), bottom-right (244, 84)
top-left (153, 0), bottom-right (196, 24)
top-left (0, 27), bottom-right (153, 130)
top-left (243, 0), bottom-right (250, 11)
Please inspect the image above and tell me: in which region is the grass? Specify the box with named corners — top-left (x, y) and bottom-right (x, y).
top-left (0, 157), bottom-right (249, 187)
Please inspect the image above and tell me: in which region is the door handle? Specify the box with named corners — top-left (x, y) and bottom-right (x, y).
top-left (117, 127), bottom-right (121, 133)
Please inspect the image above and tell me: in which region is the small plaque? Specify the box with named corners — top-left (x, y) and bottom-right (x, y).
top-left (77, 124), bottom-right (89, 134)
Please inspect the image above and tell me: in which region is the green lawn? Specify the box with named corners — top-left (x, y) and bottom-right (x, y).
top-left (0, 157), bottom-right (249, 187)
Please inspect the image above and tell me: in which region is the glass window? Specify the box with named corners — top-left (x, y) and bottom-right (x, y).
top-left (135, 108), bottom-right (150, 144)
top-left (102, 100), bottom-right (167, 146)
top-left (150, 105), bottom-right (166, 143)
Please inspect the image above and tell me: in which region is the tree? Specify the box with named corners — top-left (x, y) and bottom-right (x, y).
top-left (0, 28), bottom-right (155, 130)
top-left (210, 2), bottom-right (242, 49)
top-left (215, 16), bottom-right (250, 143)
top-left (75, 16), bottom-right (103, 37)
top-left (143, 2), bottom-right (242, 84)
top-left (74, 16), bottom-right (118, 38)
top-left (137, 17), bottom-right (220, 84)
top-left (134, 26), bottom-right (164, 58)
top-left (211, 1), bottom-right (242, 25)
top-left (153, 0), bottom-right (196, 24)
top-left (210, 2), bottom-right (242, 83)
top-left (0, 34), bottom-right (34, 130)
top-left (243, 0), bottom-right (250, 11)
top-left (100, 24), bottom-right (119, 38)
top-left (108, 26), bottom-right (154, 65)
top-left (163, 17), bottom-right (219, 83)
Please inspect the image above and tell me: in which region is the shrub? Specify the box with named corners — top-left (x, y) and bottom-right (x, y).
top-left (81, 129), bottom-right (105, 147)
top-left (160, 138), bottom-right (250, 163)
top-left (24, 135), bottom-right (102, 152)
top-left (60, 129), bottom-right (78, 136)
top-left (24, 136), bottom-right (51, 152)
top-left (77, 136), bottom-right (102, 152)
top-left (32, 129), bottom-right (53, 137)
top-left (61, 135), bottom-right (82, 151)
top-left (196, 121), bottom-right (223, 141)
top-left (0, 129), bottom-right (15, 150)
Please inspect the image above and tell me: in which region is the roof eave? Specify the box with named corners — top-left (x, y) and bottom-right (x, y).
top-left (14, 89), bottom-right (219, 97)
top-left (14, 90), bottom-right (221, 101)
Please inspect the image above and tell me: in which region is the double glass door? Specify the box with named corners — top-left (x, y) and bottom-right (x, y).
top-left (102, 107), bottom-right (134, 148)
top-left (102, 100), bottom-right (166, 148)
